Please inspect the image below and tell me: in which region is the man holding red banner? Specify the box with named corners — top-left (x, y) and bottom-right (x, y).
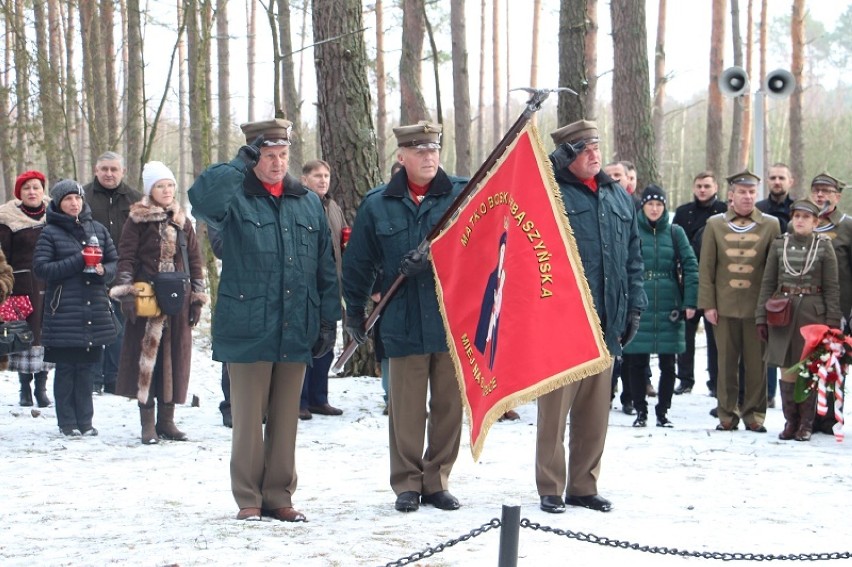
top-left (536, 120), bottom-right (647, 514)
top-left (342, 121), bottom-right (468, 513)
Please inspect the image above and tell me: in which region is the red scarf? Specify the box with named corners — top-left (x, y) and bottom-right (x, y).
top-left (408, 180), bottom-right (429, 205)
top-left (581, 177), bottom-right (598, 192)
top-left (262, 180), bottom-right (283, 197)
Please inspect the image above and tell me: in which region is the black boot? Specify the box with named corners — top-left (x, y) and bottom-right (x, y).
top-left (18, 374), bottom-right (33, 407)
top-left (34, 372), bottom-right (52, 408)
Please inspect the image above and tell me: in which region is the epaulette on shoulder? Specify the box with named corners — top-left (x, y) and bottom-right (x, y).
top-left (816, 233), bottom-right (832, 241)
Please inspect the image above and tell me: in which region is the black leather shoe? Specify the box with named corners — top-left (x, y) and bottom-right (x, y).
top-left (674, 383), bottom-right (693, 395)
top-left (539, 495), bottom-right (565, 513)
top-left (566, 494), bottom-right (612, 512)
top-left (421, 490), bottom-right (460, 510)
top-left (394, 491), bottom-right (420, 512)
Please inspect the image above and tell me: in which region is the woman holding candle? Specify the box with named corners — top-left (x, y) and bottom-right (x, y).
top-left (32, 180), bottom-right (119, 437)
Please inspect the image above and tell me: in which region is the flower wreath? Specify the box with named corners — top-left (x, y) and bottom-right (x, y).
top-left (789, 324), bottom-right (851, 442)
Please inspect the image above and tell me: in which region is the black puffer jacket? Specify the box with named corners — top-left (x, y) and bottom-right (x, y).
top-left (32, 202), bottom-right (120, 349)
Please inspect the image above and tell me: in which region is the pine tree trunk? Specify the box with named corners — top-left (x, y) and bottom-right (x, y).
top-left (0, 6), bottom-right (13, 197)
top-left (652, 0), bottom-right (667, 163)
top-left (738, 0), bottom-right (754, 171)
top-left (789, 0), bottom-right (805, 195)
top-left (277, 0), bottom-right (303, 172)
top-left (100, 0), bottom-right (118, 148)
top-left (126, 0), bottom-right (144, 187)
top-left (450, 0), bottom-right (471, 176)
top-left (375, 0), bottom-right (388, 172)
top-left (34, 1), bottom-right (60, 181)
top-left (476, 0), bottom-right (486, 165)
top-left (705, 0), bottom-right (726, 176)
top-left (558, 0), bottom-right (591, 124)
top-left (247, 0), bottom-right (257, 122)
top-left (216, 0), bottom-right (232, 164)
top-left (400, 0), bottom-right (429, 123)
top-left (312, 0), bottom-right (382, 375)
top-left (611, 0), bottom-right (658, 187)
top-left (491, 0), bottom-right (502, 145)
top-left (584, 0), bottom-right (598, 115)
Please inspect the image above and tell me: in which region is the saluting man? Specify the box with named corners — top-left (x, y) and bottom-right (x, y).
top-left (698, 170), bottom-right (780, 432)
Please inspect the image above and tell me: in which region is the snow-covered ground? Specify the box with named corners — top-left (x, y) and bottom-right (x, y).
top-left (1, 323), bottom-right (851, 567)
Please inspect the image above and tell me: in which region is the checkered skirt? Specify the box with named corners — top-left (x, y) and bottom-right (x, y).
top-left (7, 346), bottom-right (54, 373)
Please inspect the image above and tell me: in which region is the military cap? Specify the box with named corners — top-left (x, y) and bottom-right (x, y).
top-left (726, 169), bottom-right (761, 186)
top-left (810, 172), bottom-right (846, 191)
top-left (550, 119), bottom-right (599, 146)
top-left (240, 118), bottom-right (293, 146)
top-left (790, 199), bottom-right (820, 217)
top-left (393, 121), bottom-right (442, 149)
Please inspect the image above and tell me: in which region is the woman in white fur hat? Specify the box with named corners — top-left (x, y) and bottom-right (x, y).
top-left (110, 161), bottom-right (207, 444)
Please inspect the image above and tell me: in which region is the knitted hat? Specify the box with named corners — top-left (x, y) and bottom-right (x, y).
top-left (50, 179), bottom-right (85, 208)
top-left (640, 184), bottom-right (667, 206)
top-left (14, 170), bottom-right (46, 200)
top-left (142, 161), bottom-right (177, 195)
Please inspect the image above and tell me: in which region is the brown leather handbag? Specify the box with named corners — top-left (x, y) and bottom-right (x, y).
top-left (765, 296), bottom-right (792, 327)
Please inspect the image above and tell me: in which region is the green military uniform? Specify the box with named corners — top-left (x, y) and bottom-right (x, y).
top-left (698, 202), bottom-right (780, 429)
top-left (815, 207), bottom-right (852, 320)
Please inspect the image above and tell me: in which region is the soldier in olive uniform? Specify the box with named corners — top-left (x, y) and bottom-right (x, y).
top-left (698, 171), bottom-right (780, 432)
top-left (808, 172), bottom-right (852, 435)
top-left (809, 173), bottom-right (852, 325)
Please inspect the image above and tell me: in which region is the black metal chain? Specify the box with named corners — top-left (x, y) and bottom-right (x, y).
top-left (380, 518), bottom-right (502, 567)
top-left (520, 518), bottom-right (852, 561)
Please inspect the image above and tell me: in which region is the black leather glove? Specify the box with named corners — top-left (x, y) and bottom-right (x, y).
top-left (757, 323), bottom-right (768, 342)
top-left (120, 296), bottom-right (137, 325)
top-left (345, 311), bottom-right (368, 345)
top-left (312, 320), bottom-right (337, 358)
top-left (189, 302), bottom-right (202, 327)
top-left (620, 310), bottom-right (641, 347)
top-left (399, 242), bottom-right (431, 277)
top-left (235, 135), bottom-right (263, 170)
top-left (562, 140), bottom-right (586, 163)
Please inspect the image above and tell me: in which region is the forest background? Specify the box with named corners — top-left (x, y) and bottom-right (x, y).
top-left (3, 0), bottom-right (852, 375)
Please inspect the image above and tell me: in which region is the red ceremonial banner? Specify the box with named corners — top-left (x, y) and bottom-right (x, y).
top-left (430, 123), bottom-right (611, 460)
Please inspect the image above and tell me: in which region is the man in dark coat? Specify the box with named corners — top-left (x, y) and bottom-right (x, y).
top-left (535, 119), bottom-right (646, 514)
top-left (189, 118), bottom-right (339, 523)
top-left (672, 171), bottom-right (727, 396)
top-left (342, 121), bottom-right (467, 514)
top-left (84, 152), bottom-right (142, 395)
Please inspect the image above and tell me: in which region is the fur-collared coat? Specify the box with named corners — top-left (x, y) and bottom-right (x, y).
top-left (0, 198), bottom-right (50, 343)
top-left (110, 197), bottom-right (206, 404)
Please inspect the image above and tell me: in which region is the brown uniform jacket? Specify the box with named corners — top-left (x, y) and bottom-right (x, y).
top-left (755, 233), bottom-right (840, 367)
top-left (815, 208), bottom-right (852, 318)
top-left (698, 208), bottom-right (780, 318)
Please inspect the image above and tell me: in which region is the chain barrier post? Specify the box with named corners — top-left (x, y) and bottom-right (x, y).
top-left (497, 504), bottom-right (521, 567)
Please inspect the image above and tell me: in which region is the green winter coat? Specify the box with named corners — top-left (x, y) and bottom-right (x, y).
top-left (550, 151), bottom-right (647, 356)
top-left (342, 168), bottom-right (467, 358)
top-left (188, 159), bottom-right (340, 364)
top-left (623, 210), bottom-right (698, 355)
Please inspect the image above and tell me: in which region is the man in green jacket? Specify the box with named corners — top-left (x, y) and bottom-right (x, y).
top-left (188, 118), bottom-right (340, 523)
top-left (342, 121), bottom-right (466, 513)
top-left (536, 119), bottom-right (646, 515)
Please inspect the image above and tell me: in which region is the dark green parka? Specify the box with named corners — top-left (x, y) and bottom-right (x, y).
top-left (342, 168), bottom-right (467, 358)
top-left (623, 210), bottom-right (698, 355)
top-left (550, 153), bottom-right (647, 356)
top-left (188, 159), bottom-right (340, 364)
